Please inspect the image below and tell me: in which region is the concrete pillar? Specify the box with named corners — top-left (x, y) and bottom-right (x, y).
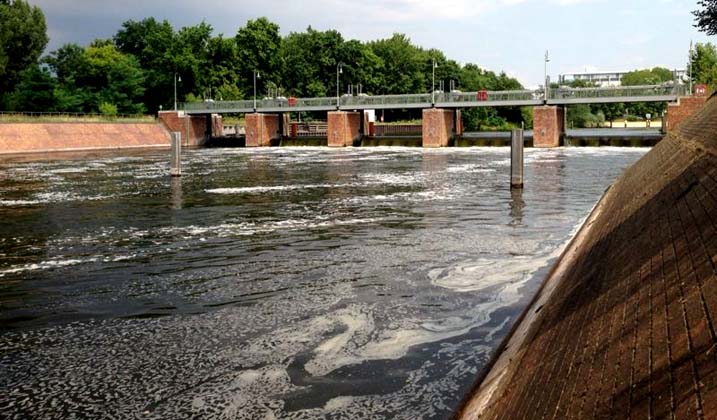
top-left (666, 96), bottom-right (707, 132)
top-left (455, 110), bottom-right (464, 136)
top-left (328, 111), bottom-right (362, 147)
top-left (533, 106), bottom-right (564, 148)
top-left (245, 113), bottom-right (281, 147)
top-left (511, 129), bottom-right (524, 189)
top-left (422, 108), bottom-right (455, 148)
top-left (170, 132), bottom-right (182, 177)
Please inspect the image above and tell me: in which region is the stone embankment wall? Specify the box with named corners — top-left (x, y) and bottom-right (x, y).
top-left (460, 93), bottom-right (717, 419)
top-left (0, 123), bottom-right (170, 155)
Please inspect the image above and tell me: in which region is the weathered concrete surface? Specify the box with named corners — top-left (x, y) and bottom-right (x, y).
top-left (533, 106), bottom-right (565, 148)
top-left (0, 123), bottom-right (170, 154)
top-left (459, 93), bottom-right (717, 419)
top-left (422, 108), bottom-right (455, 148)
top-left (667, 96), bottom-right (707, 133)
top-left (327, 111), bottom-right (361, 147)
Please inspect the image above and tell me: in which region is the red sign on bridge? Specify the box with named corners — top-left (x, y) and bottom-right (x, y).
top-left (695, 84), bottom-right (708, 97)
top-left (476, 90), bottom-right (489, 101)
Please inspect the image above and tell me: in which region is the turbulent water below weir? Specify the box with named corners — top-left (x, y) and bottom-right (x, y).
top-left (0, 147), bottom-right (645, 419)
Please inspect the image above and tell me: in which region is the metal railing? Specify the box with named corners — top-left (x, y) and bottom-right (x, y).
top-left (548, 84), bottom-right (685, 101)
top-left (0, 111), bottom-right (155, 122)
top-left (181, 84), bottom-right (687, 113)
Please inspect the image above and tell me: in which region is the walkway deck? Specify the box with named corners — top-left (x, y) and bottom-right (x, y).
top-left (458, 94), bottom-right (717, 419)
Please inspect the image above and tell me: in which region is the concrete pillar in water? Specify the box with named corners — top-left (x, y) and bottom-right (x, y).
top-left (170, 132), bottom-right (182, 177)
top-left (510, 128), bottom-right (524, 189)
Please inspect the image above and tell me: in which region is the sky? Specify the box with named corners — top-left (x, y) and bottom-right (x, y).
top-left (31, 0), bottom-right (714, 88)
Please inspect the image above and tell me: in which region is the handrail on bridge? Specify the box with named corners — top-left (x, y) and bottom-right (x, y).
top-left (180, 84), bottom-right (686, 113)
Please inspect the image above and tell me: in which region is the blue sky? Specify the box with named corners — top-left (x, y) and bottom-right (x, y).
top-left (33, 0), bottom-right (713, 88)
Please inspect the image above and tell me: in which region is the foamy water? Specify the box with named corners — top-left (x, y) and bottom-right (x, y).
top-left (0, 146), bottom-right (646, 419)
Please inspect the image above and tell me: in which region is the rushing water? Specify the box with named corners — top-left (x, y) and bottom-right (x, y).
top-left (0, 147), bottom-right (645, 419)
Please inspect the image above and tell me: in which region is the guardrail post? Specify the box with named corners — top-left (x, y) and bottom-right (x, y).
top-left (511, 128), bottom-right (524, 189)
top-left (170, 132), bottom-right (182, 177)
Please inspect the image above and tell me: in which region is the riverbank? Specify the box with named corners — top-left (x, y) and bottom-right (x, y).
top-left (458, 94), bottom-right (717, 418)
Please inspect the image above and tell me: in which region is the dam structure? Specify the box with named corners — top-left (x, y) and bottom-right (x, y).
top-left (459, 93), bottom-right (717, 418)
top-left (160, 84), bottom-right (703, 149)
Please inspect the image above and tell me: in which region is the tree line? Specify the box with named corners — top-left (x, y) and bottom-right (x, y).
top-left (0, 0), bottom-right (715, 129)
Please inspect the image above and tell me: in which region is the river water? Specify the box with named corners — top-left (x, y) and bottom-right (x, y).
top-left (0, 147), bottom-right (645, 419)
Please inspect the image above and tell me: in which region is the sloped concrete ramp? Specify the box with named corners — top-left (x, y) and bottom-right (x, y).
top-left (0, 123), bottom-right (170, 154)
top-left (459, 94), bottom-right (717, 419)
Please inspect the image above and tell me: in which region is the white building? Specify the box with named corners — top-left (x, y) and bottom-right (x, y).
top-left (558, 69), bottom-right (687, 87)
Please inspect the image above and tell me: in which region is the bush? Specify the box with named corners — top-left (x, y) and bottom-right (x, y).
top-left (99, 102), bottom-right (118, 116)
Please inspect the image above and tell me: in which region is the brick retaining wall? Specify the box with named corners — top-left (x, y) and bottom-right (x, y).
top-left (460, 94), bottom-right (717, 419)
top-left (0, 123), bottom-right (170, 155)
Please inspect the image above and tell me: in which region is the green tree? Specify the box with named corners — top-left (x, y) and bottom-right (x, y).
top-left (694, 0), bottom-right (717, 35)
top-left (235, 18), bottom-right (282, 95)
top-left (620, 67), bottom-right (674, 118)
top-left (207, 35), bottom-right (242, 100)
top-left (0, 0), bottom-right (48, 108)
top-left (114, 18), bottom-right (176, 112)
top-left (690, 42), bottom-right (717, 91)
top-left (369, 34), bottom-right (426, 94)
top-left (6, 64), bottom-right (58, 111)
top-left (75, 44), bottom-right (146, 113)
top-left (621, 67), bottom-right (674, 86)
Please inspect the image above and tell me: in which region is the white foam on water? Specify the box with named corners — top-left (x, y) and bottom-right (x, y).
top-left (0, 258), bottom-right (89, 277)
top-left (0, 199), bottom-right (41, 206)
top-left (360, 173), bottom-right (424, 186)
top-left (446, 164), bottom-right (496, 174)
top-left (427, 256), bottom-right (543, 293)
top-left (206, 183), bottom-right (356, 194)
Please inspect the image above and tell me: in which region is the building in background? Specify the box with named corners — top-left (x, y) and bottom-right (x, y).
top-left (558, 69), bottom-right (687, 87)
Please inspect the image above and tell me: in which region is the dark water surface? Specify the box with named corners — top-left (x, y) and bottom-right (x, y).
top-left (0, 147), bottom-right (645, 418)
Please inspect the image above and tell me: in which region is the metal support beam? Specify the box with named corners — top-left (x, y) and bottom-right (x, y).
top-left (170, 132), bottom-right (182, 177)
top-left (511, 128), bottom-right (524, 189)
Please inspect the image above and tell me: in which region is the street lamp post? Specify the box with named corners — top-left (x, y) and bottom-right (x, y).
top-left (544, 50), bottom-right (550, 103)
top-left (174, 73), bottom-right (182, 111)
top-left (432, 59), bottom-right (438, 106)
top-left (689, 41), bottom-right (694, 95)
top-left (254, 71), bottom-right (260, 112)
top-left (336, 63), bottom-right (343, 109)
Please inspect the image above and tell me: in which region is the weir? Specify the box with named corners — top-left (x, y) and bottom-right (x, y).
top-left (458, 93), bottom-right (717, 419)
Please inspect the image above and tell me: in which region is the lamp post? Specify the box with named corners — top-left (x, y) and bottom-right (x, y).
top-left (432, 59), bottom-right (438, 105)
top-left (544, 50), bottom-right (550, 102)
top-left (253, 70), bottom-right (260, 112)
top-left (336, 63), bottom-right (343, 109)
top-left (174, 73), bottom-right (182, 111)
top-left (688, 41), bottom-right (693, 95)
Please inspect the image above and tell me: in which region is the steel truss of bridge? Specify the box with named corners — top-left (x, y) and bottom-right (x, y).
top-left (181, 84), bottom-right (687, 114)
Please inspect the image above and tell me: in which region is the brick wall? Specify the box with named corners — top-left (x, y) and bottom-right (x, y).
top-left (666, 96), bottom-right (707, 132)
top-left (245, 113), bottom-right (280, 147)
top-left (327, 111), bottom-right (361, 147)
top-left (422, 108), bottom-right (454, 148)
top-left (0, 123), bottom-right (170, 154)
top-left (158, 111), bottom-right (222, 146)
